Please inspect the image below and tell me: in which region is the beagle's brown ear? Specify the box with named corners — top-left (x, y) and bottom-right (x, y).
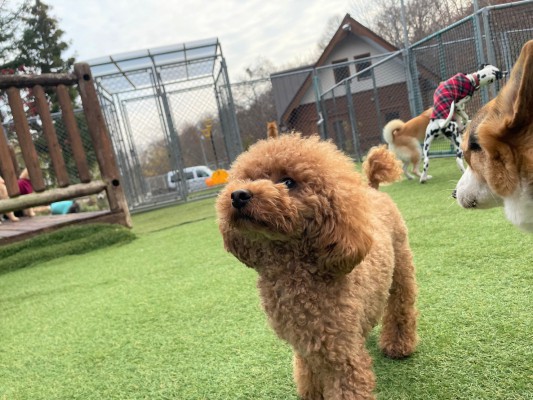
top-left (500, 40), bottom-right (533, 131)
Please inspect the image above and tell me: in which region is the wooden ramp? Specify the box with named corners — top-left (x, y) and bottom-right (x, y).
top-left (0, 211), bottom-right (123, 246)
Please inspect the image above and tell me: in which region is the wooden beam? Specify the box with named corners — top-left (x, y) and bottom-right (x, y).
top-left (6, 87), bottom-right (45, 192)
top-left (0, 72), bottom-right (77, 90)
top-left (0, 180), bottom-right (107, 213)
top-left (75, 63), bottom-right (132, 227)
top-left (0, 124), bottom-right (19, 196)
top-left (56, 84), bottom-right (91, 183)
top-left (33, 85), bottom-right (70, 187)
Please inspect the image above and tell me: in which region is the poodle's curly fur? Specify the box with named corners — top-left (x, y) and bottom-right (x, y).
top-left (216, 134), bottom-right (418, 400)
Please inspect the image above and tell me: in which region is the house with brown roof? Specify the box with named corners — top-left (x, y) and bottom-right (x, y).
top-left (270, 14), bottom-right (415, 153)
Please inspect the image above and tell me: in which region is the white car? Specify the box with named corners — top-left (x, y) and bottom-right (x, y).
top-left (167, 165), bottom-right (213, 192)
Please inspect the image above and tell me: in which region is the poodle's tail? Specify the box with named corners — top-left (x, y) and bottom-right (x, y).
top-left (362, 145), bottom-right (403, 190)
top-left (382, 119), bottom-right (405, 145)
top-left (267, 121), bottom-right (279, 139)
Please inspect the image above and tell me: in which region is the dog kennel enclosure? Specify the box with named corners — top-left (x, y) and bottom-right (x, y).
top-left (88, 38), bottom-right (242, 212)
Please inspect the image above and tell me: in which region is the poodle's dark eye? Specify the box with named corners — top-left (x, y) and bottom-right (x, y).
top-left (279, 177), bottom-right (296, 189)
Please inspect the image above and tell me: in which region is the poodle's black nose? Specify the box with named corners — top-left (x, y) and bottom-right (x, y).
top-left (231, 189), bottom-right (252, 209)
top-left (451, 189), bottom-right (457, 199)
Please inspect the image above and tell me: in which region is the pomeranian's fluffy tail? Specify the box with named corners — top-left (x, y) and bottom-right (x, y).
top-left (382, 119), bottom-right (405, 145)
top-left (363, 145), bottom-right (403, 190)
top-left (267, 121), bottom-right (279, 139)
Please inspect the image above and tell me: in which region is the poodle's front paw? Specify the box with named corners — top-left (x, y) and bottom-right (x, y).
top-left (380, 340), bottom-right (416, 359)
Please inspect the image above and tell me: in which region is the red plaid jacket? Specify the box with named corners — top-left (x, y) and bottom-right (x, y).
top-left (430, 73), bottom-right (476, 120)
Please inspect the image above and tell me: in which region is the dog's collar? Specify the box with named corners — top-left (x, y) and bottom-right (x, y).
top-left (468, 73), bottom-right (480, 89)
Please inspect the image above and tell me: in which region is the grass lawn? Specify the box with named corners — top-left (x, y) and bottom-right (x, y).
top-left (0, 158), bottom-right (531, 399)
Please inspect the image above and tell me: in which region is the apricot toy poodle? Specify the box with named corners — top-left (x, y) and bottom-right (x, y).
top-left (216, 134), bottom-right (418, 400)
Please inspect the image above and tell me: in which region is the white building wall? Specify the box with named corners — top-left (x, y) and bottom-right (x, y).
top-left (300, 35), bottom-right (406, 105)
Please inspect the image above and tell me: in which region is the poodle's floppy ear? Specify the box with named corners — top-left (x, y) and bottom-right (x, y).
top-left (315, 189), bottom-right (373, 275)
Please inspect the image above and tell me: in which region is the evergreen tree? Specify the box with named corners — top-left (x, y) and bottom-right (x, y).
top-left (16, 0), bottom-right (74, 74)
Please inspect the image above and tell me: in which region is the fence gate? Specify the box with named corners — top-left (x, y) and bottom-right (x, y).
top-left (89, 38), bottom-right (242, 212)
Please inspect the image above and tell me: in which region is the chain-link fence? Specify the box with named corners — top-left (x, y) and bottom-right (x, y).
top-left (270, 0), bottom-right (533, 160)
top-left (88, 38), bottom-right (242, 211)
top-left (231, 78), bottom-right (278, 149)
top-left (3, 109), bottom-right (101, 187)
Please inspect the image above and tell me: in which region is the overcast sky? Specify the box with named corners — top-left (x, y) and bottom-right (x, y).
top-left (47, 0), bottom-right (354, 81)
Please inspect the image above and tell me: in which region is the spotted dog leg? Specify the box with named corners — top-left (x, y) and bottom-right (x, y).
top-left (419, 120), bottom-right (439, 183)
top-left (449, 123), bottom-right (465, 173)
top-left (441, 122), bottom-right (465, 173)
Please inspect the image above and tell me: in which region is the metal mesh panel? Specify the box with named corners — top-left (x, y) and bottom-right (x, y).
top-left (89, 39), bottom-right (242, 211)
top-left (231, 78), bottom-right (277, 149)
top-left (485, 2), bottom-right (533, 73)
top-left (215, 64), bottom-right (242, 160)
top-left (270, 68), bottom-right (318, 136)
top-left (2, 110), bottom-right (100, 187)
top-left (408, 16), bottom-right (485, 154)
top-left (316, 52), bottom-right (409, 159)
top-left (268, 1), bottom-right (532, 161)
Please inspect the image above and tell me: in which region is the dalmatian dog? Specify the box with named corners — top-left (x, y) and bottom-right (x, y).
top-left (419, 64), bottom-right (504, 183)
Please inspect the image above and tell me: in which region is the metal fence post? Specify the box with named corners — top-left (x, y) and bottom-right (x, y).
top-left (482, 7), bottom-right (499, 98)
top-left (155, 70), bottom-right (189, 199)
top-left (220, 58), bottom-right (243, 162)
top-left (371, 69), bottom-right (383, 137)
top-left (403, 49), bottom-right (418, 118)
top-left (472, 0), bottom-right (489, 103)
top-left (344, 79), bottom-right (362, 162)
top-left (312, 70), bottom-right (326, 139)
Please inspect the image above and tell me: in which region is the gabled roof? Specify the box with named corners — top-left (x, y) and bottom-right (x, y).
top-left (317, 14), bottom-right (398, 66)
top-left (272, 14), bottom-right (398, 124)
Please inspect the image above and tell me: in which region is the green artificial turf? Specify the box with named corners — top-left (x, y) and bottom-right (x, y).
top-left (0, 158), bottom-right (531, 399)
top-left (0, 224), bottom-right (136, 275)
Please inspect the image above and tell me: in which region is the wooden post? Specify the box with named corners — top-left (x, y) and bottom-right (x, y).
top-left (56, 84), bottom-right (91, 183)
top-left (6, 87), bottom-right (45, 192)
top-left (0, 123), bottom-right (19, 196)
top-left (33, 85), bottom-right (70, 187)
top-left (74, 63), bottom-right (132, 227)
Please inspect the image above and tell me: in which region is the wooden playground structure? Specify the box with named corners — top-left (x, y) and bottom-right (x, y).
top-left (0, 63), bottom-right (131, 245)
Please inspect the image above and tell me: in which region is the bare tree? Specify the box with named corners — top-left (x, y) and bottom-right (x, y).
top-left (349, 0), bottom-right (380, 29)
top-left (316, 14), bottom-right (343, 53)
top-left (352, 0), bottom-right (494, 48)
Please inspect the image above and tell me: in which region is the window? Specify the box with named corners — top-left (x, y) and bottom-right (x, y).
top-left (354, 53), bottom-right (372, 81)
top-left (332, 59), bottom-right (350, 83)
top-left (196, 170), bottom-right (210, 178)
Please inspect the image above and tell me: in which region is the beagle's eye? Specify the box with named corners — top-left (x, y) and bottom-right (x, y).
top-left (279, 177), bottom-right (296, 189)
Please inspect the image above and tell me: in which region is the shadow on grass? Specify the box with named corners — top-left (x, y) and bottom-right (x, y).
top-left (0, 223), bottom-right (136, 275)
